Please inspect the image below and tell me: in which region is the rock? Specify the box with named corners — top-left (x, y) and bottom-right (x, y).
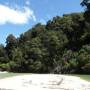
top-left (0, 74), bottom-right (90, 90)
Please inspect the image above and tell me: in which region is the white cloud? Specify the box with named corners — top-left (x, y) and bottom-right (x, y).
top-left (25, 0), bottom-right (30, 6)
top-left (0, 4), bottom-right (36, 25)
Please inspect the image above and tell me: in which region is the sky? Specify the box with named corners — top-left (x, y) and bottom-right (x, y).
top-left (0, 0), bottom-right (84, 45)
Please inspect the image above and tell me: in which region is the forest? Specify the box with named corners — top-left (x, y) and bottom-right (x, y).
top-left (0, 0), bottom-right (90, 74)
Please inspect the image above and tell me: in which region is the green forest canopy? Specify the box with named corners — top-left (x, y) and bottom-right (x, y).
top-left (0, 0), bottom-right (90, 74)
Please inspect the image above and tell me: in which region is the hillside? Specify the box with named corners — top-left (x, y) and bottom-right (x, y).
top-left (0, 0), bottom-right (90, 74)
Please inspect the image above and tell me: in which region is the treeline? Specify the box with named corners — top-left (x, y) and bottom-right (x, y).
top-left (0, 0), bottom-right (90, 74)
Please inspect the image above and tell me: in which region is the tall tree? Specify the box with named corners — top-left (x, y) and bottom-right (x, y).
top-left (81, 0), bottom-right (90, 10)
top-left (5, 34), bottom-right (17, 59)
top-left (81, 0), bottom-right (90, 21)
top-left (0, 44), bottom-right (8, 64)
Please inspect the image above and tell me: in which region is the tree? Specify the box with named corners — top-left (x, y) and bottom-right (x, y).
top-left (7, 47), bottom-right (25, 72)
top-left (77, 45), bottom-right (90, 73)
top-left (0, 44), bottom-right (8, 64)
top-left (81, 0), bottom-right (90, 22)
top-left (40, 30), bottom-right (68, 73)
top-left (6, 34), bottom-right (17, 46)
top-left (81, 0), bottom-right (90, 45)
top-left (5, 34), bottom-right (17, 59)
top-left (81, 0), bottom-right (90, 10)
top-left (0, 44), bottom-right (9, 71)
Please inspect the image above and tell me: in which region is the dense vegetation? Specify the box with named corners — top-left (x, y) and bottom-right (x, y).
top-left (0, 0), bottom-right (90, 74)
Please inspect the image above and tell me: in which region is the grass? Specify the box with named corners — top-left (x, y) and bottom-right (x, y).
top-left (73, 74), bottom-right (90, 82)
top-left (0, 72), bottom-right (30, 79)
top-left (66, 74), bottom-right (90, 82)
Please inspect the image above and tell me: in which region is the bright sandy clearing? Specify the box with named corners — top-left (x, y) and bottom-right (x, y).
top-left (0, 74), bottom-right (90, 90)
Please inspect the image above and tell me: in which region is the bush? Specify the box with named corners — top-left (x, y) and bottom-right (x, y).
top-left (0, 64), bottom-right (7, 71)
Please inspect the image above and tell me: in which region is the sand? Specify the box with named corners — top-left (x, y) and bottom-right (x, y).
top-left (0, 74), bottom-right (90, 90)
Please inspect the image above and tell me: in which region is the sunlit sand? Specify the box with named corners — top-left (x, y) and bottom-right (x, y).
top-left (0, 74), bottom-right (90, 90)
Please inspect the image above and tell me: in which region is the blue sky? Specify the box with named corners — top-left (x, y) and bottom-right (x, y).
top-left (0, 0), bottom-right (84, 45)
